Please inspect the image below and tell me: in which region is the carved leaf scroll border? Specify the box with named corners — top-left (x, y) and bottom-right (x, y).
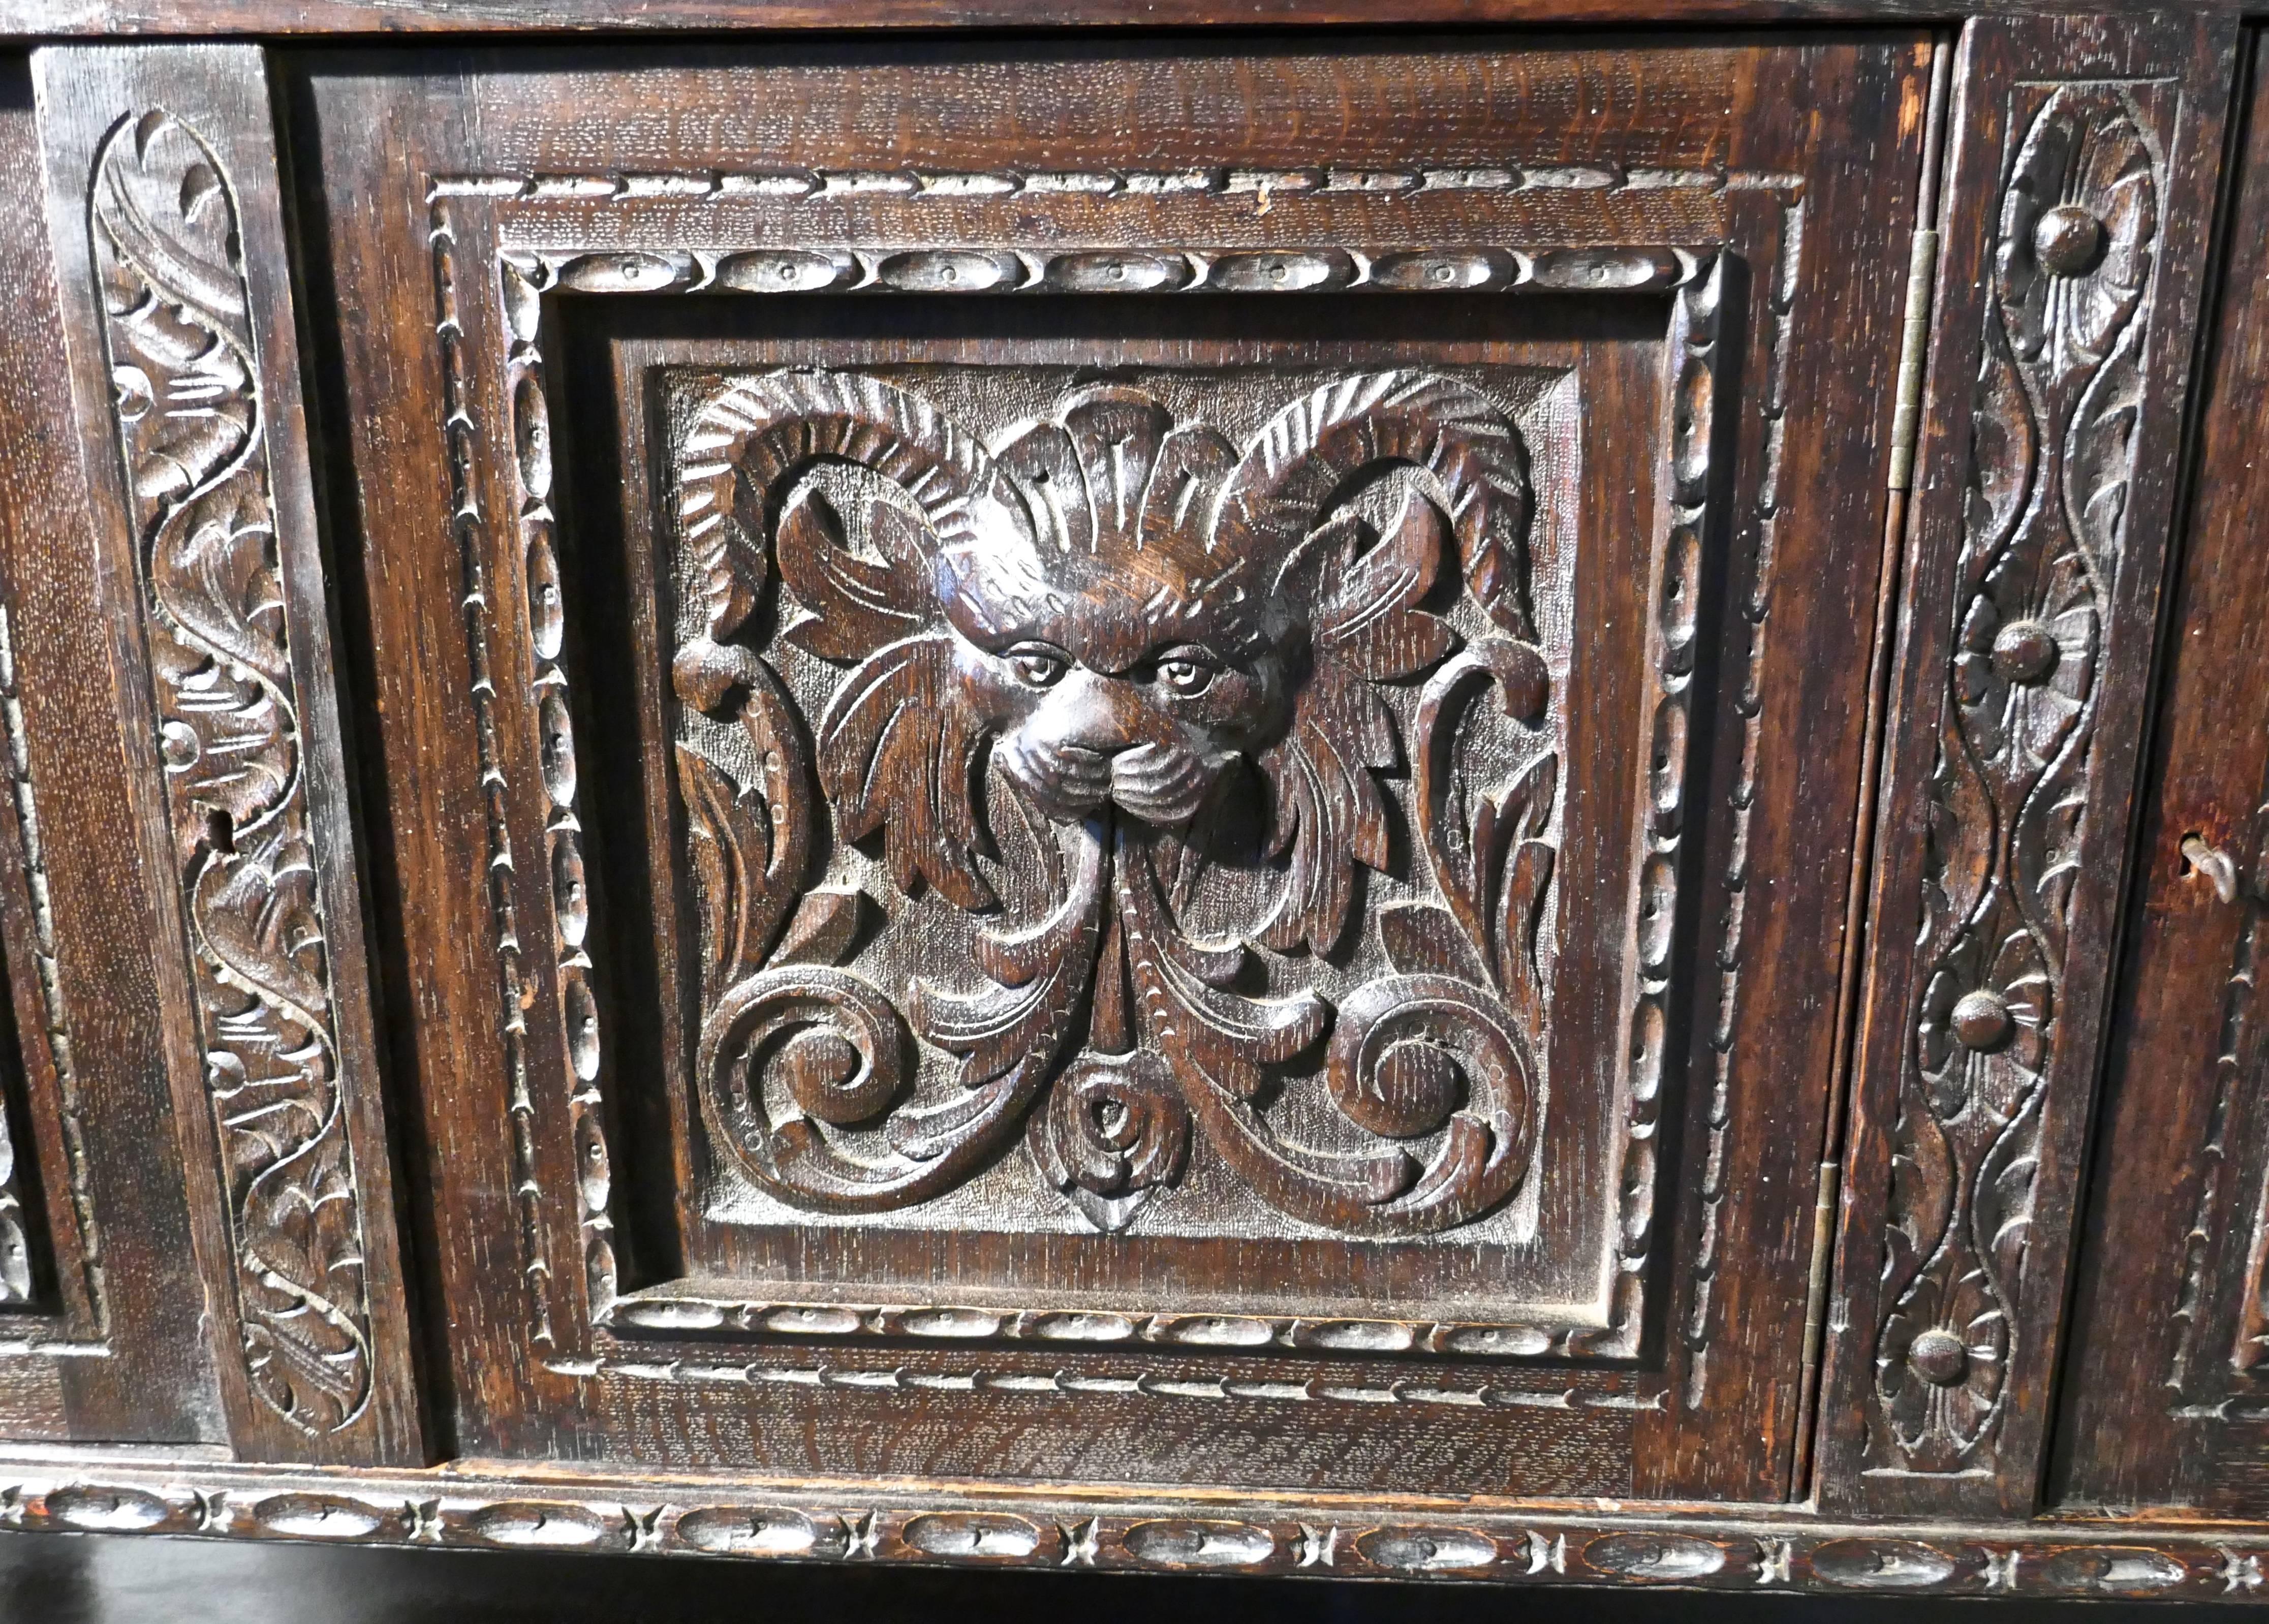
top-left (1867, 80), bottom-right (2168, 1474)
top-left (425, 164), bottom-right (1801, 1399)
top-left (88, 110), bottom-right (376, 1434)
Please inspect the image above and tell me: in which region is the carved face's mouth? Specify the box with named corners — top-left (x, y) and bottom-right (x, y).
top-left (1001, 734), bottom-right (1228, 827)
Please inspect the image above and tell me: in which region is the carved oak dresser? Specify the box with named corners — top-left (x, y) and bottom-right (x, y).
top-left (0, 1), bottom-right (2264, 1604)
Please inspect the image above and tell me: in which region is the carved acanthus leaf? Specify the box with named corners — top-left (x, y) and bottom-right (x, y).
top-left (677, 368), bottom-right (1558, 1237)
top-left (89, 107), bottom-right (372, 1433)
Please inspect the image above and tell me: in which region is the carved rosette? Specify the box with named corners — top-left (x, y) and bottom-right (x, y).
top-left (86, 111), bottom-right (372, 1431)
top-left (1873, 85), bottom-right (2162, 1472)
top-left (671, 368), bottom-right (1559, 1236)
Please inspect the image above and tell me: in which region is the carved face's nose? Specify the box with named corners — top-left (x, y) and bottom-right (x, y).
top-left (1045, 670), bottom-right (1164, 754)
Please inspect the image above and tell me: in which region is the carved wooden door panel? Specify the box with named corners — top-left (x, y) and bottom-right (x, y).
top-left (1814, 11), bottom-right (2234, 1521)
top-left (3, 45), bottom-right (427, 1463)
top-left (308, 34), bottom-right (1925, 1502)
top-left (2051, 22), bottom-right (2269, 1520)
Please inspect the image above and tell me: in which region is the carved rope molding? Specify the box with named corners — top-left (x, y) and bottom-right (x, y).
top-left (3, 1465), bottom-right (2269, 1600)
top-left (1870, 84), bottom-right (2165, 1474)
top-left (430, 198), bottom-right (556, 1348)
top-left (553, 1349), bottom-right (1668, 1415)
top-left (499, 259), bottom-right (617, 1323)
top-left (428, 169), bottom-right (1802, 1395)
top-left (0, 605), bottom-right (102, 1327)
top-left (87, 110), bottom-right (375, 1432)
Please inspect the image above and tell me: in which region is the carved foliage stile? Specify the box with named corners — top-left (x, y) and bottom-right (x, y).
top-left (672, 368), bottom-right (1560, 1237)
top-left (1873, 86), bottom-right (2161, 1473)
top-left (86, 111), bottom-right (372, 1432)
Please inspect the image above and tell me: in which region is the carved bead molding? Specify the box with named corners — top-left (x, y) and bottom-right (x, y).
top-left (2, 1462), bottom-right (2268, 1600)
top-left (432, 160), bottom-right (1797, 1399)
top-left (2168, 780), bottom-right (2269, 1407)
top-left (1871, 85), bottom-right (2163, 1474)
top-left (0, 1091), bottom-right (24, 1308)
top-left (85, 109), bottom-right (374, 1433)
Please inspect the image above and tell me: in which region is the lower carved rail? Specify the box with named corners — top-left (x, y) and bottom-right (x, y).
top-left (0, 1453), bottom-right (2263, 1600)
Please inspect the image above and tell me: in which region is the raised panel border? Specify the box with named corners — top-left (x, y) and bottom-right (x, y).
top-left (424, 163), bottom-right (1790, 1388)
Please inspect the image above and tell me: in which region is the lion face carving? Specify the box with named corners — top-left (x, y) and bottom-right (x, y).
top-left (927, 388), bottom-right (1298, 828)
top-left (673, 365), bottom-right (1558, 1237)
top-left (678, 369), bottom-right (1534, 953)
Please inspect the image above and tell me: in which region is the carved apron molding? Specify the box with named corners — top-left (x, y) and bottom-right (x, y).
top-left (84, 109), bottom-right (375, 1434)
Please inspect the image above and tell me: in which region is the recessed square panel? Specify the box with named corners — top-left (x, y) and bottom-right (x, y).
top-left (564, 292), bottom-right (1711, 1352)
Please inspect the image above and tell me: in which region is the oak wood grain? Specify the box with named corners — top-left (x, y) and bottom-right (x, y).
top-left (2052, 24), bottom-right (2269, 1520)
top-left (300, 30), bottom-right (1921, 1503)
top-left (0, 54), bottom-right (220, 1448)
top-left (32, 43), bottom-right (423, 1466)
top-left (0, 0), bottom-right (2219, 42)
top-left (1816, 9), bottom-right (2240, 1521)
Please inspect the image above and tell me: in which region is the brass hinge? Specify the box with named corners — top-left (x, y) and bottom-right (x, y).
top-left (1887, 227), bottom-right (1939, 493)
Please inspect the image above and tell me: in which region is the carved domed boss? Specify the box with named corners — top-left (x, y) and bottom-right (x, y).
top-left (670, 368), bottom-right (1558, 1236)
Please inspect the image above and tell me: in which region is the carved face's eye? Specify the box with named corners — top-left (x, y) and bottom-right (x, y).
top-left (1007, 644), bottom-right (1068, 689)
top-left (1155, 648), bottom-right (1220, 696)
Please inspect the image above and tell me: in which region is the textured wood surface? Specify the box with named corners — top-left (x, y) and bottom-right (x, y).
top-left (3, 1447), bottom-right (2269, 1602)
top-left (302, 31), bottom-right (1922, 1504)
top-left (0, 0), bottom-right (2226, 40)
top-left (1, 1511), bottom-right (2261, 1621)
top-left (30, 44), bottom-right (422, 1466)
top-left (1816, 9), bottom-right (2239, 1521)
top-left (0, 8), bottom-right (2263, 1601)
top-left (0, 56), bottom-right (221, 1450)
top-left (2052, 25), bottom-right (2269, 1520)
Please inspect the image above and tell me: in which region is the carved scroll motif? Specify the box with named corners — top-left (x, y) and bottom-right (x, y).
top-left (86, 112), bottom-right (372, 1430)
top-left (672, 368), bottom-right (1559, 1236)
top-left (1872, 86), bottom-right (2162, 1473)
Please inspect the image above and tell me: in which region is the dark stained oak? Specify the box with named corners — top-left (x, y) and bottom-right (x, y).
top-left (299, 31), bottom-right (1924, 1505)
top-left (0, 0), bottom-right (2222, 40)
top-left (0, 5), bottom-right (2261, 1603)
top-left (30, 44), bottom-right (423, 1466)
top-left (2052, 26), bottom-right (2269, 1521)
top-left (0, 55), bottom-right (224, 1451)
top-left (1814, 9), bottom-right (2237, 1522)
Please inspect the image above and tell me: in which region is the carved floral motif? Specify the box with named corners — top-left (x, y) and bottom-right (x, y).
top-left (1874, 85), bottom-right (2161, 1472)
top-left (87, 111), bottom-right (372, 1430)
top-left (673, 369), bottom-right (1558, 1235)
